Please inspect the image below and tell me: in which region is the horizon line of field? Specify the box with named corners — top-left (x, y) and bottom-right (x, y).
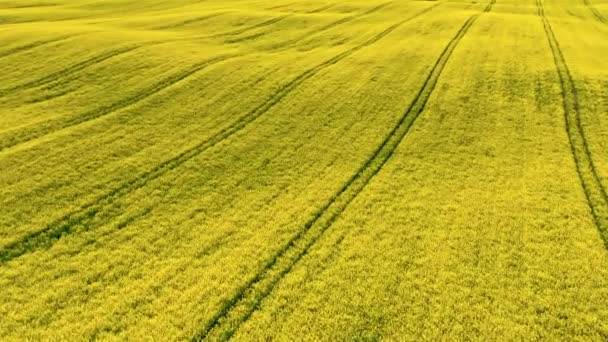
top-left (536, 0), bottom-right (608, 248)
top-left (194, 0), bottom-right (496, 339)
top-left (0, 1), bottom-right (396, 152)
top-left (0, 3), bottom-right (443, 263)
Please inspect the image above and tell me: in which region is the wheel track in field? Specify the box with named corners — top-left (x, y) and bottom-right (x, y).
top-left (209, 15), bottom-right (293, 38)
top-left (227, 2), bottom-right (391, 45)
top-left (306, 3), bottom-right (336, 14)
top-left (266, 1), bottom-right (303, 11)
top-left (0, 35), bottom-right (75, 59)
top-left (311, 1), bottom-right (393, 33)
top-left (24, 86), bottom-right (74, 105)
top-left (0, 45), bottom-right (141, 97)
top-left (193, 2), bottom-right (493, 340)
top-left (537, 0), bottom-right (608, 247)
top-left (226, 31), bottom-right (271, 44)
top-left (0, 54), bottom-right (238, 152)
top-left (270, 1), bottom-right (394, 50)
top-left (155, 12), bottom-right (226, 30)
top-left (582, 0), bottom-right (607, 23)
top-left (0, 3), bottom-right (440, 264)
top-left (0, 37), bottom-right (203, 98)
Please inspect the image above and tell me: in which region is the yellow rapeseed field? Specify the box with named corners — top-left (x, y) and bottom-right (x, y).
top-left (0, 0), bottom-right (607, 340)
